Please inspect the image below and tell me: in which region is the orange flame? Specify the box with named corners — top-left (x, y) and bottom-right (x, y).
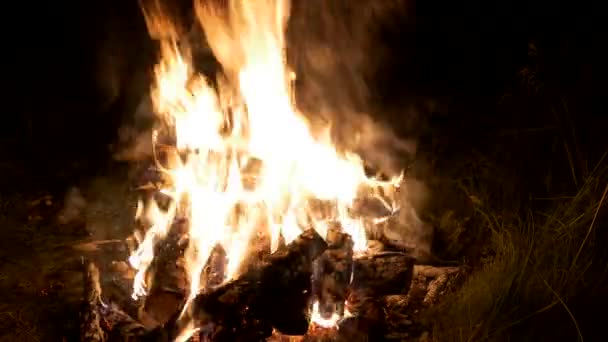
top-left (310, 301), bottom-right (353, 329)
top-left (129, 0), bottom-right (402, 336)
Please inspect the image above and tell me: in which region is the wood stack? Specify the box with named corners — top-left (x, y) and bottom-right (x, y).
top-left (80, 229), bottom-right (329, 341)
top-left (79, 183), bottom-right (423, 342)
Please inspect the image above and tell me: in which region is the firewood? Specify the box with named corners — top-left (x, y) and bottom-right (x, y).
top-left (413, 265), bottom-right (460, 278)
top-left (311, 227), bottom-right (413, 322)
top-left (350, 252), bottom-right (414, 298)
top-left (140, 218), bottom-right (190, 328)
top-left (187, 228), bottom-right (328, 340)
top-left (80, 261), bottom-right (149, 342)
top-left (312, 226), bottom-right (353, 320)
top-left (80, 261), bottom-right (106, 342)
top-left (83, 229), bottom-right (415, 341)
top-left (102, 303), bottom-right (148, 341)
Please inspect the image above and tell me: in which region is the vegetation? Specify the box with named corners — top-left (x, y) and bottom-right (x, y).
top-left (428, 157), bottom-right (607, 341)
top-left (423, 40), bottom-right (608, 341)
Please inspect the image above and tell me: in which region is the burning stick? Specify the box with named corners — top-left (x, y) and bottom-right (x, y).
top-left (187, 228), bottom-right (328, 340)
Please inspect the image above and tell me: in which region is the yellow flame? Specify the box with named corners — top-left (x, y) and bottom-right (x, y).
top-left (128, 0), bottom-right (402, 336)
top-left (310, 301), bottom-right (353, 329)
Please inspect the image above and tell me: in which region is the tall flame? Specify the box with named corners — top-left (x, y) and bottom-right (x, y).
top-left (129, 0), bottom-right (402, 337)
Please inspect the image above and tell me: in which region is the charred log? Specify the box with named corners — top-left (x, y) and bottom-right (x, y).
top-left (83, 229), bottom-right (327, 341)
top-left (102, 304), bottom-right (148, 341)
top-left (341, 251), bottom-right (414, 338)
top-left (350, 252), bottom-right (414, 298)
top-left (312, 226), bottom-right (353, 320)
top-left (80, 261), bottom-right (148, 342)
top-left (81, 230), bottom-right (420, 341)
top-left (188, 228), bottom-right (328, 340)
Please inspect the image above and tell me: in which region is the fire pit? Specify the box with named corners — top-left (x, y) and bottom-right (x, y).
top-left (80, 246), bottom-right (459, 341)
top-left (78, 1), bottom-right (461, 341)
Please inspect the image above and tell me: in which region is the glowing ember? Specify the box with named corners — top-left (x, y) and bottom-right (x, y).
top-left (128, 0), bottom-right (401, 337)
top-left (310, 301), bottom-right (353, 329)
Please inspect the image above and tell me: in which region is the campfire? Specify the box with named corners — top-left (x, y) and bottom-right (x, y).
top-left (80, 1), bottom-right (460, 341)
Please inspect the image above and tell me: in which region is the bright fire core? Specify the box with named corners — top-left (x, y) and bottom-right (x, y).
top-left (128, 0), bottom-right (401, 338)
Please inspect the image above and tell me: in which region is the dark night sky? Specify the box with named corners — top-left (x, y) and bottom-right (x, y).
top-left (5, 0), bottom-right (151, 160)
top-left (4, 1), bottom-right (607, 166)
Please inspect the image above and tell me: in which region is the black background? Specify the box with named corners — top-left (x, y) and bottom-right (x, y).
top-left (4, 0), bottom-right (607, 183)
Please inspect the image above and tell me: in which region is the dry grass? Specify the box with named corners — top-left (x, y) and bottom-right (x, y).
top-left (425, 151), bottom-right (608, 341)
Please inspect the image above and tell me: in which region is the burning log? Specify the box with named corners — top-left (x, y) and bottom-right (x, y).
top-left (343, 251), bottom-right (414, 338)
top-left (83, 230), bottom-right (416, 341)
top-left (301, 255), bottom-right (414, 342)
top-left (187, 228), bottom-right (328, 340)
top-left (312, 225), bottom-right (353, 320)
top-left (140, 218), bottom-right (190, 328)
top-left (80, 227), bottom-right (326, 341)
top-left (307, 219), bottom-right (414, 325)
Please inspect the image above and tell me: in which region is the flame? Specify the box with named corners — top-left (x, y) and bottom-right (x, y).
top-left (310, 301), bottom-right (353, 329)
top-left (128, 0), bottom-right (402, 336)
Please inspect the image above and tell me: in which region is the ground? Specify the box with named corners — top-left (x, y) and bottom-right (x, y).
top-left (0, 163), bottom-right (137, 341)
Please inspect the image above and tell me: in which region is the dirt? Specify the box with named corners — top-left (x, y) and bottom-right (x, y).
top-left (0, 171), bottom-right (137, 341)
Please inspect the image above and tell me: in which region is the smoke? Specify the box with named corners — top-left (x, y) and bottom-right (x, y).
top-left (112, 97), bottom-right (156, 162)
top-left (57, 187), bottom-right (87, 226)
top-left (57, 179), bottom-right (138, 243)
top-left (286, 0), bottom-right (418, 176)
top-left (113, 0), bottom-right (419, 171)
top-left (286, 0), bottom-right (435, 260)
